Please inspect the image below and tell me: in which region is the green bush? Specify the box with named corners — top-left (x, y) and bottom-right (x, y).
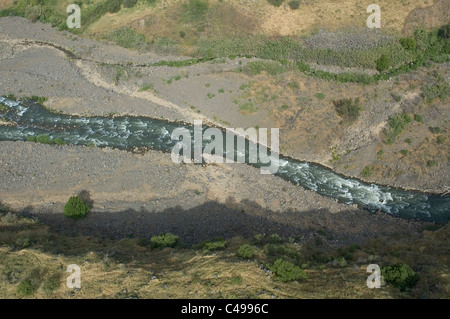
top-left (237, 244), bottom-right (257, 259)
top-left (150, 233), bottom-right (180, 249)
top-left (17, 279), bottom-right (37, 296)
top-left (376, 54), bottom-right (390, 72)
top-left (64, 196), bottom-right (90, 219)
top-left (361, 164), bottom-right (375, 178)
top-left (426, 160), bottom-right (437, 167)
top-left (288, 0), bottom-right (300, 9)
top-left (400, 149), bottom-right (409, 156)
top-left (332, 98), bottom-right (361, 122)
top-left (267, 0), bottom-right (284, 7)
top-left (381, 264), bottom-right (418, 291)
top-left (384, 114), bottom-right (412, 144)
top-left (438, 24), bottom-right (450, 39)
top-left (123, 0), bottom-right (138, 8)
top-left (269, 258), bottom-right (306, 282)
top-left (106, 0), bottom-right (122, 13)
top-left (202, 238), bottom-right (227, 253)
top-left (414, 114), bottom-right (424, 123)
top-left (399, 38), bottom-right (417, 51)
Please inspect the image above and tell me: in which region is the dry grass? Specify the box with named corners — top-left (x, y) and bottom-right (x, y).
top-left (0, 211), bottom-right (448, 299)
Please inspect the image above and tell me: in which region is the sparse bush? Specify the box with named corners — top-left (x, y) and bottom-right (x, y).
top-left (436, 135), bottom-right (447, 144)
top-left (381, 264), bottom-right (418, 291)
top-left (314, 92), bottom-right (325, 100)
top-left (400, 149), bottom-right (409, 156)
top-left (332, 98), bottom-right (361, 122)
top-left (422, 74), bottom-right (450, 103)
top-left (361, 164), bottom-right (375, 178)
top-left (287, 81), bottom-right (299, 90)
top-left (376, 54), bottom-right (390, 72)
top-left (269, 258), bottom-right (306, 282)
top-left (150, 233), bottom-right (180, 249)
top-left (384, 114), bottom-right (412, 144)
top-left (391, 93), bottom-right (402, 102)
top-left (426, 160), bottom-right (436, 167)
top-left (237, 244), bottom-right (257, 259)
top-left (64, 196), bottom-right (90, 219)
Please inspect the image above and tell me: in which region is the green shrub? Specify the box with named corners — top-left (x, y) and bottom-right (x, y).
top-left (17, 279), bottom-right (37, 296)
top-left (269, 258), bottom-right (306, 282)
top-left (414, 114), bottom-right (423, 123)
top-left (361, 164), bottom-right (375, 178)
top-left (288, 0), bottom-right (300, 10)
top-left (150, 233), bottom-right (180, 249)
top-left (106, 0), bottom-right (122, 13)
top-left (64, 196), bottom-right (90, 219)
top-left (426, 160), bottom-right (437, 167)
top-left (179, 30), bottom-right (186, 38)
top-left (202, 238), bottom-right (227, 253)
top-left (384, 114), bottom-right (412, 144)
top-left (399, 38), bottom-right (417, 51)
top-left (267, 0), bottom-right (284, 7)
top-left (123, 0), bottom-right (138, 8)
top-left (237, 244), bottom-right (257, 259)
top-left (400, 149), bottom-right (409, 156)
top-left (314, 92), bottom-right (325, 100)
top-left (332, 98), bottom-right (361, 122)
top-left (376, 54), bottom-right (390, 72)
top-left (381, 264), bottom-right (418, 291)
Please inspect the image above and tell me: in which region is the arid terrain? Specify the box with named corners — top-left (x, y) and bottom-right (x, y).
top-left (0, 0), bottom-right (448, 299)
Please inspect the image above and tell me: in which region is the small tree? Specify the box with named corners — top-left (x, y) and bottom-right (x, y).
top-left (376, 54), bottom-right (390, 72)
top-left (382, 264), bottom-right (418, 291)
top-left (64, 196), bottom-right (90, 219)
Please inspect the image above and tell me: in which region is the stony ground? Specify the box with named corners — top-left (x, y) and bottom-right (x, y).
top-left (0, 17), bottom-right (447, 244)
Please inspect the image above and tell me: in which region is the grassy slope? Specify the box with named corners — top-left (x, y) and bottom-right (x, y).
top-left (0, 210), bottom-right (449, 299)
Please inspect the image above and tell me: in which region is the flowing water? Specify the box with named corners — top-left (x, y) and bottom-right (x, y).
top-left (1, 96), bottom-right (448, 222)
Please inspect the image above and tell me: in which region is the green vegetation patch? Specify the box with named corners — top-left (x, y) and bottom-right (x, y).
top-left (269, 258), bottom-right (306, 282)
top-left (384, 114), bottom-right (412, 144)
top-left (246, 61), bottom-right (286, 76)
top-left (150, 233), bottom-right (180, 249)
top-left (332, 98), bottom-right (361, 122)
top-left (64, 196), bottom-right (90, 220)
top-left (107, 27), bottom-right (146, 49)
top-left (26, 134), bottom-right (66, 146)
top-left (237, 244), bottom-right (257, 259)
top-left (361, 164), bottom-right (375, 178)
top-left (381, 264), bottom-right (418, 291)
